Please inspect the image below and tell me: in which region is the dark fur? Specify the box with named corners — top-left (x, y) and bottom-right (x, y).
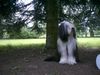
top-left (58, 23), bottom-right (69, 42)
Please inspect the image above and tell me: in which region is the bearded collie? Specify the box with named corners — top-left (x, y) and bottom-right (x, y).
top-left (45, 21), bottom-right (79, 65)
top-left (57, 21), bottom-right (79, 65)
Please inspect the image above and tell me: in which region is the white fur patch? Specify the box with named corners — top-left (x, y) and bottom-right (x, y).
top-left (67, 37), bottom-right (77, 65)
top-left (57, 38), bottom-right (68, 64)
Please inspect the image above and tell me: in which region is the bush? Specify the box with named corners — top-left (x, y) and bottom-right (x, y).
top-left (19, 26), bottom-right (40, 39)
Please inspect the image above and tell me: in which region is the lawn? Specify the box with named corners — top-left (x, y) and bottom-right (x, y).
top-left (0, 39), bottom-right (46, 50)
top-left (0, 39), bottom-right (45, 46)
top-left (77, 38), bottom-right (100, 48)
top-left (0, 38), bottom-right (100, 49)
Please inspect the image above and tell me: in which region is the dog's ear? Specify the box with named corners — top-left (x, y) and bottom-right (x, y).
top-left (72, 28), bottom-right (76, 39)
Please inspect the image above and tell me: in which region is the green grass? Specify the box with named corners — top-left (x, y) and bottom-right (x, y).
top-left (0, 39), bottom-right (45, 46)
top-left (0, 38), bottom-right (100, 50)
top-left (77, 38), bottom-right (100, 48)
top-left (0, 39), bottom-right (46, 50)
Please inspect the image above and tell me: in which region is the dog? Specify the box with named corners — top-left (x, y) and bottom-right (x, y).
top-left (57, 20), bottom-right (79, 65)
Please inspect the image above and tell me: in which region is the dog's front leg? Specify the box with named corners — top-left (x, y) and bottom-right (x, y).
top-left (67, 39), bottom-right (77, 65)
top-left (57, 38), bottom-right (68, 64)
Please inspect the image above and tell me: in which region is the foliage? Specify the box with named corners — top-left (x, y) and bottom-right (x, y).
top-left (0, 0), bottom-right (18, 17)
top-left (0, 0), bottom-right (100, 39)
top-left (0, 0), bottom-right (47, 39)
top-left (28, 0), bottom-right (100, 37)
top-left (0, 0), bottom-right (25, 38)
top-left (2, 26), bottom-right (44, 39)
top-left (20, 26), bottom-right (40, 39)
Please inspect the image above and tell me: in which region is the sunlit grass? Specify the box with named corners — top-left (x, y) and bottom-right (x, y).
top-left (0, 39), bottom-right (45, 50)
top-left (77, 38), bottom-right (100, 48)
top-left (0, 38), bottom-right (100, 50)
top-left (0, 39), bottom-right (45, 46)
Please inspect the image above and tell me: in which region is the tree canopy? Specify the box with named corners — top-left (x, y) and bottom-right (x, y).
top-left (0, 0), bottom-right (100, 39)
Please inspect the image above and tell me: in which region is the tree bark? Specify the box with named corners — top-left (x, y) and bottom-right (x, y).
top-left (46, 0), bottom-right (58, 49)
top-left (90, 29), bottom-right (94, 37)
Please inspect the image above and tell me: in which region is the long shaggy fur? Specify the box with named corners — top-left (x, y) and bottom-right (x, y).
top-left (57, 21), bottom-right (79, 65)
top-left (44, 21), bottom-right (79, 65)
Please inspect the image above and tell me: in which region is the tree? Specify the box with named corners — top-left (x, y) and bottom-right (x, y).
top-left (0, 0), bottom-right (100, 41)
top-left (0, 0), bottom-right (22, 38)
top-left (32, 0), bottom-right (100, 39)
top-left (0, 0), bottom-right (18, 18)
top-left (45, 0), bottom-right (58, 49)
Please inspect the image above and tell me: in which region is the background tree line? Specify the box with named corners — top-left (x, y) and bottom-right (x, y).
top-left (0, 0), bottom-right (100, 39)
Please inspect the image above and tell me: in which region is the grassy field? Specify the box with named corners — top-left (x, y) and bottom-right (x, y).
top-left (77, 38), bottom-right (100, 48)
top-left (0, 39), bottom-right (46, 49)
top-left (0, 39), bottom-right (45, 46)
top-left (0, 38), bottom-right (100, 49)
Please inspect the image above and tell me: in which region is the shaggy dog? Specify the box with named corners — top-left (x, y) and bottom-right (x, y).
top-left (57, 21), bottom-right (79, 65)
top-left (44, 20), bottom-right (79, 65)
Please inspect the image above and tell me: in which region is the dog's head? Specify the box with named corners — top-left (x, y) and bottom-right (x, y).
top-left (58, 21), bottom-right (76, 42)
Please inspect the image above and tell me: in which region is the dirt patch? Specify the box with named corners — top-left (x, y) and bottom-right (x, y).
top-left (0, 48), bottom-right (100, 75)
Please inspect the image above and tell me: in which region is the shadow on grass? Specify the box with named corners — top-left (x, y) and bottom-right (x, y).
top-left (0, 44), bottom-right (45, 55)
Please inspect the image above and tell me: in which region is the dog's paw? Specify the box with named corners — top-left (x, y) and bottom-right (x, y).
top-left (59, 57), bottom-right (68, 64)
top-left (67, 57), bottom-right (77, 65)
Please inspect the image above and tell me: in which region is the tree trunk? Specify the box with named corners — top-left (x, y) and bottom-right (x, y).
top-left (46, 0), bottom-right (58, 49)
top-left (90, 29), bottom-right (94, 37)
